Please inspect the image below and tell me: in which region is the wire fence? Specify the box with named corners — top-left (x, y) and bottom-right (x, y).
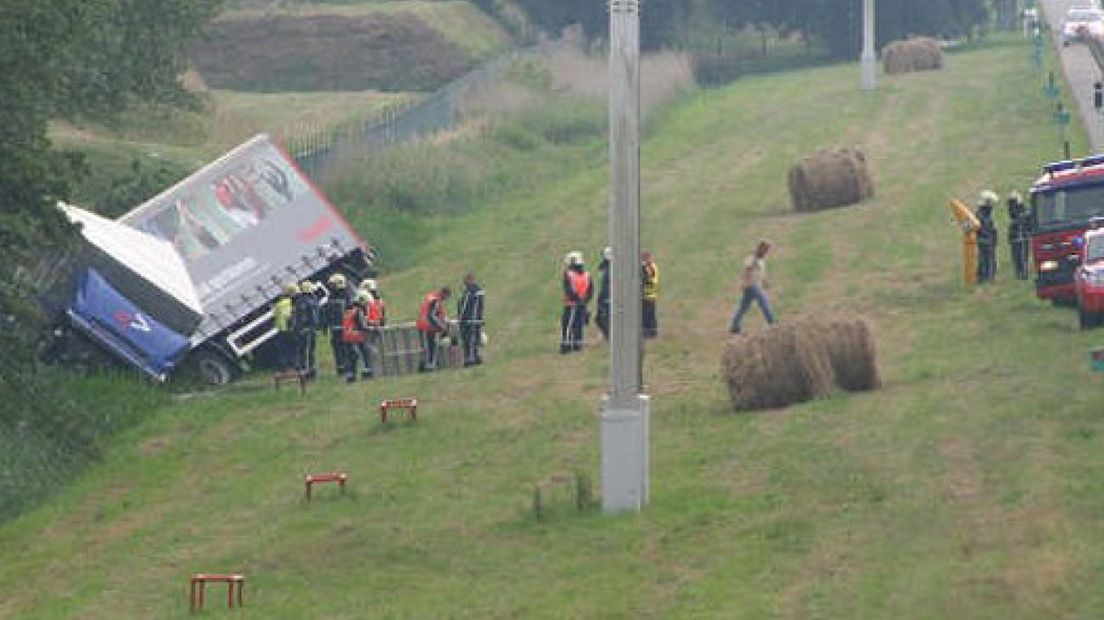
top-left (286, 39), bottom-right (566, 182)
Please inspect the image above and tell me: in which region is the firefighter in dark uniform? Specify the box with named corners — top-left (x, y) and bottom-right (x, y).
top-left (416, 286), bottom-right (451, 371)
top-left (560, 251), bottom-right (593, 354)
top-left (977, 190), bottom-right (999, 283)
top-left (596, 247), bottom-right (612, 342)
top-left (293, 281), bottom-right (320, 378)
top-left (457, 273), bottom-right (485, 367)
top-left (1007, 190), bottom-right (1031, 281)
top-left (321, 273), bottom-right (352, 376)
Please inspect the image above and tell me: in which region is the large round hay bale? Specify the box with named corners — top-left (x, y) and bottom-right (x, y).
top-left (883, 38), bottom-right (944, 75)
top-left (821, 319), bottom-right (881, 392)
top-left (787, 147), bottom-right (874, 212)
top-left (720, 318), bottom-right (880, 412)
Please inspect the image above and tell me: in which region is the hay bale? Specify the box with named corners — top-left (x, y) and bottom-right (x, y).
top-left (787, 147), bottom-right (874, 212)
top-left (883, 38), bottom-right (944, 75)
top-left (720, 318), bottom-right (880, 412)
top-left (821, 319), bottom-right (881, 392)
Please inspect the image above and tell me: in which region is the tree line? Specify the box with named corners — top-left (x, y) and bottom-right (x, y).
top-left (490, 0), bottom-right (997, 57)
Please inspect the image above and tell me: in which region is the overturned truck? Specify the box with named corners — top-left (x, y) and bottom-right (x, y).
top-left (46, 135), bottom-right (374, 384)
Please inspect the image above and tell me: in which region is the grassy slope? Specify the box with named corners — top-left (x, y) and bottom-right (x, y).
top-left (220, 1), bottom-right (510, 61)
top-left (5, 41), bottom-right (1104, 619)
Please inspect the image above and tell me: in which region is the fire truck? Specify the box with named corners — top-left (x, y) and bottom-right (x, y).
top-left (1029, 155), bottom-right (1104, 303)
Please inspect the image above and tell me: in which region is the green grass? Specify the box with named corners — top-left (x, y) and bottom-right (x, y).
top-left (6, 39), bottom-right (1104, 618)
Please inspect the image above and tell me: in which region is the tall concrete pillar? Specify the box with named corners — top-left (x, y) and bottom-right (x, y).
top-left (861, 0), bottom-right (877, 91)
top-left (604, 0), bottom-right (649, 514)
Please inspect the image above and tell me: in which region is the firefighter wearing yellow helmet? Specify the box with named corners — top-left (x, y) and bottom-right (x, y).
top-left (274, 282), bottom-right (299, 371)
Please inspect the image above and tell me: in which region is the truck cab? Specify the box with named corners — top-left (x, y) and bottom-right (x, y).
top-left (1030, 155), bottom-right (1104, 303)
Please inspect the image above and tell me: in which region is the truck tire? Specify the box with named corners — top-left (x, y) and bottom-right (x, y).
top-left (188, 349), bottom-right (238, 385)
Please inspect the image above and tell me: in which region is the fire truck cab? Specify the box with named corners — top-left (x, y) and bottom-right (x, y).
top-left (1029, 155), bottom-right (1104, 303)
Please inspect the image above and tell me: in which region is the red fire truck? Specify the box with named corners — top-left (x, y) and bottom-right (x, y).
top-left (1029, 155), bottom-right (1104, 303)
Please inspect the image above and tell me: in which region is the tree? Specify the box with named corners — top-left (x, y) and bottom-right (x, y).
top-left (0, 0), bottom-right (220, 416)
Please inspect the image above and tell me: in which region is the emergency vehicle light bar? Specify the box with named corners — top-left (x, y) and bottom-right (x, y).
top-left (1044, 154), bottom-right (1104, 175)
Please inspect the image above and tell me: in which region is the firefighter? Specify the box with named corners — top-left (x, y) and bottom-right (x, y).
top-left (561, 251), bottom-right (593, 354)
top-left (977, 190), bottom-right (999, 283)
top-left (342, 290), bottom-right (375, 382)
top-left (641, 250), bottom-right (659, 339)
top-left (274, 282), bottom-right (298, 371)
top-left (457, 272), bottom-right (485, 367)
top-left (362, 281), bottom-right (388, 328)
top-left (416, 286), bottom-right (451, 372)
top-left (1007, 191), bottom-right (1031, 281)
top-left (596, 247), bottom-right (612, 342)
top-left (321, 273), bottom-right (352, 376)
top-left (293, 280), bottom-right (320, 378)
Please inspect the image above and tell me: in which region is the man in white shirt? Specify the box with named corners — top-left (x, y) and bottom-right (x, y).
top-left (729, 241), bottom-right (776, 334)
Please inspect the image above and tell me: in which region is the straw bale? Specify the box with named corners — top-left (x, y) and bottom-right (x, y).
top-left (883, 38), bottom-right (944, 75)
top-left (721, 318), bottom-right (880, 412)
top-left (787, 147), bottom-right (874, 212)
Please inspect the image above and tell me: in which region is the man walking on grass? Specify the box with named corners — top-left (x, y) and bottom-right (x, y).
top-left (729, 240), bottom-right (775, 334)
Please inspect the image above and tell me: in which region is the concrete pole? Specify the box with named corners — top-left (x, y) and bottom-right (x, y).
top-left (861, 0), bottom-right (877, 91)
top-left (603, 0), bottom-right (649, 514)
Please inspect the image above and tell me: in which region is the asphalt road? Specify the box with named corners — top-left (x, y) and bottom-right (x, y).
top-left (1041, 0), bottom-right (1104, 153)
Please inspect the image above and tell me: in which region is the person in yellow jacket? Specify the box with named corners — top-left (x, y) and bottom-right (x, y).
top-left (641, 250), bottom-right (659, 339)
top-left (273, 282), bottom-right (298, 371)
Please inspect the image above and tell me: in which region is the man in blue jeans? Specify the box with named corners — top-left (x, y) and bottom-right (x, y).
top-left (729, 240), bottom-right (775, 334)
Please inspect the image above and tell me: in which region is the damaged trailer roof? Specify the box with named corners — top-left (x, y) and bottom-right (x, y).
top-left (61, 203), bottom-right (203, 335)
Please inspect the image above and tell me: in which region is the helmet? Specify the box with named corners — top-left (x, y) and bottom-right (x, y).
top-left (565, 251), bottom-right (584, 267)
top-left (1008, 190), bottom-right (1023, 203)
top-left (283, 282), bottom-right (299, 296)
top-left (299, 281), bottom-right (315, 294)
top-left (360, 279), bottom-right (379, 292)
top-left (328, 273), bottom-right (347, 288)
top-left (602, 246), bottom-right (612, 261)
top-left (355, 290), bottom-right (371, 304)
top-left (979, 190), bottom-right (999, 207)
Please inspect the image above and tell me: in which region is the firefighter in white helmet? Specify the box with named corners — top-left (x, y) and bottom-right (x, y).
top-left (560, 251), bottom-right (593, 353)
top-left (977, 190), bottom-right (999, 283)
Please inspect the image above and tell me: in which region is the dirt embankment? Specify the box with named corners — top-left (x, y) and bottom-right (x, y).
top-left (191, 13), bottom-right (477, 92)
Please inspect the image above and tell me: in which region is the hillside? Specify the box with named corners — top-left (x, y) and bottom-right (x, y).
top-left (191, 1), bottom-right (511, 92)
top-left (6, 39), bottom-right (1104, 619)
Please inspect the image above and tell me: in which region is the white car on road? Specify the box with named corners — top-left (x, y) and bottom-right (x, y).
top-left (1063, 6), bottom-right (1104, 46)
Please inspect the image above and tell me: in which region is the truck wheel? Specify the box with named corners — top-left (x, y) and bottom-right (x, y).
top-left (189, 350), bottom-right (237, 385)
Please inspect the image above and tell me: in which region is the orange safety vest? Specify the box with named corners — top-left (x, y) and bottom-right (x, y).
top-left (367, 298), bottom-right (385, 326)
top-left (564, 270), bottom-right (592, 306)
top-left (341, 307), bottom-right (366, 343)
top-left (416, 292), bottom-right (446, 333)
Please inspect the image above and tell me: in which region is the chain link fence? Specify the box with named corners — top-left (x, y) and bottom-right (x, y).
top-left (288, 40), bottom-right (566, 182)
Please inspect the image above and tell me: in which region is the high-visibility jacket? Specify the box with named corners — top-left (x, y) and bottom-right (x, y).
top-left (563, 270), bottom-right (592, 306)
top-left (341, 307), bottom-right (366, 343)
top-left (642, 260), bottom-right (659, 301)
top-left (416, 292), bottom-right (447, 333)
top-left (367, 298), bottom-right (386, 327)
top-left (274, 297), bottom-right (293, 332)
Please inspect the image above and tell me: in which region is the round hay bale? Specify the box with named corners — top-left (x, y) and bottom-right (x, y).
top-left (787, 147), bottom-right (874, 212)
top-left (721, 323), bottom-right (834, 411)
top-left (822, 319), bottom-right (881, 392)
top-left (721, 318), bottom-right (880, 412)
top-left (883, 38), bottom-right (944, 75)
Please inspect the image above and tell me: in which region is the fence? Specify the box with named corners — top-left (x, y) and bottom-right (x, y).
top-left (287, 40), bottom-right (566, 181)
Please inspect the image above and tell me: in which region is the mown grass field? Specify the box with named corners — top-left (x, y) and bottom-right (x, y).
top-left (6, 39), bottom-right (1104, 618)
